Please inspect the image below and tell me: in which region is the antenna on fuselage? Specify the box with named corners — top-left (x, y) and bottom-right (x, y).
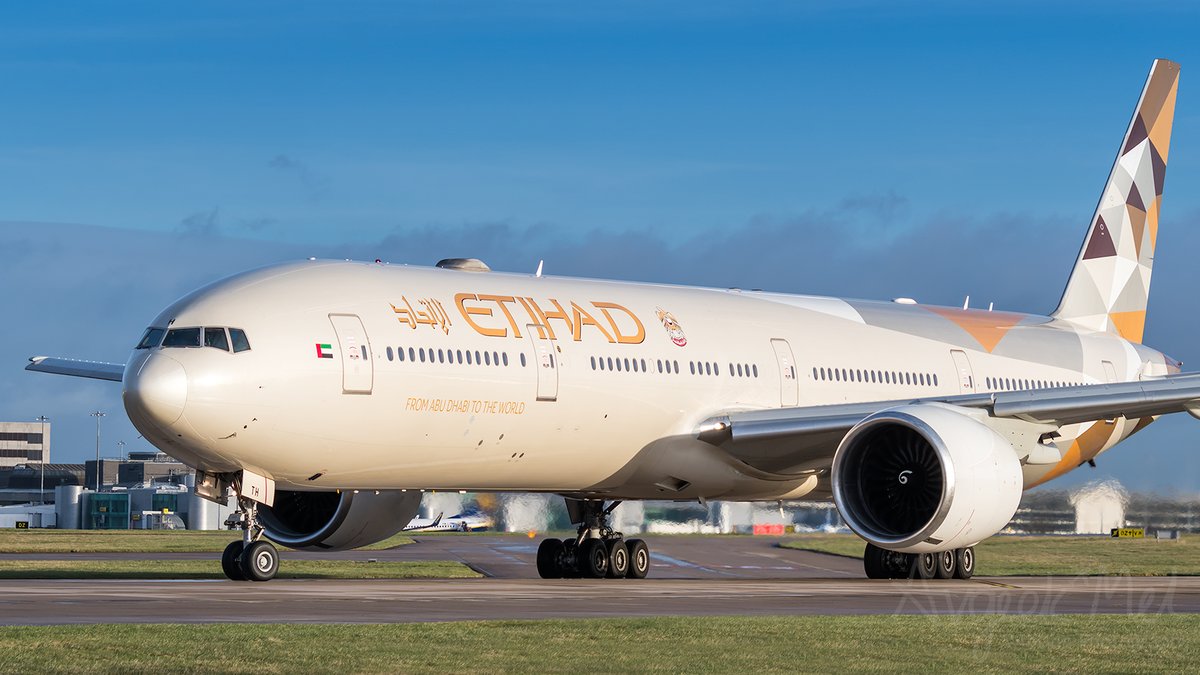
top-left (535, 260), bottom-right (544, 278)
top-left (963, 295), bottom-right (970, 310)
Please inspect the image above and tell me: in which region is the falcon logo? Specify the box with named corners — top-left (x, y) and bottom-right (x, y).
top-left (656, 307), bottom-right (687, 347)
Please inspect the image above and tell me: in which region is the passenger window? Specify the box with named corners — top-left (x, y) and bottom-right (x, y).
top-left (386, 347), bottom-right (394, 361)
top-left (398, 347), bottom-right (405, 362)
top-left (520, 353), bottom-right (527, 367)
top-left (591, 356), bottom-right (597, 370)
top-left (484, 352), bottom-right (491, 366)
top-left (229, 328), bottom-right (251, 353)
top-left (163, 327), bottom-right (202, 348)
top-left (136, 327), bottom-right (166, 350)
top-left (503, 353), bottom-right (509, 366)
top-left (408, 348), bottom-right (415, 362)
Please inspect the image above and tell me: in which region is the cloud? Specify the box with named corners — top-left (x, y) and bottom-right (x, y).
top-left (268, 154), bottom-right (329, 201)
top-left (178, 208), bottom-right (221, 237)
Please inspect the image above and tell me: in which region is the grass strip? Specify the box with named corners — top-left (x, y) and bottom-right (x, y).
top-left (781, 533), bottom-right (1200, 576)
top-left (0, 559), bottom-right (478, 580)
top-left (0, 530), bottom-right (413, 554)
top-left (0, 615), bottom-right (1196, 673)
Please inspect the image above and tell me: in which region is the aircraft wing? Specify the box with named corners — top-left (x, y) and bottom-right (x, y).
top-left (26, 356), bottom-right (125, 382)
top-left (698, 373), bottom-right (1200, 474)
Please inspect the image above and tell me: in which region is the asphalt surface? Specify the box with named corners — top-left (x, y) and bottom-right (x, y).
top-left (1, 535), bottom-right (1197, 624)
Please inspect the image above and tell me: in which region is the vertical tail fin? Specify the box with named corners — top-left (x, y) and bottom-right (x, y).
top-left (1052, 59), bottom-right (1180, 343)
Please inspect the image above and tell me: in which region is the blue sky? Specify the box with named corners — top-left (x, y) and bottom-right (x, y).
top-left (2, 2), bottom-right (1199, 493)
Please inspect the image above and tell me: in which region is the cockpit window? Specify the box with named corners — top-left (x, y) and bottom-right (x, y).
top-left (162, 327), bottom-right (202, 348)
top-left (230, 328), bottom-right (251, 353)
top-left (204, 327), bottom-right (230, 351)
top-left (136, 327), bottom-right (166, 350)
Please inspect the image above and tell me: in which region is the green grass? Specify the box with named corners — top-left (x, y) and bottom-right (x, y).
top-left (0, 615), bottom-right (1195, 673)
top-left (0, 529), bottom-right (414, 554)
top-left (0, 559), bottom-right (479, 580)
top-left (781, 533), bottom-right (1200, 576)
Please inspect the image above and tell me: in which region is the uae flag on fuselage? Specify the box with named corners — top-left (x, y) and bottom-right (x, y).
top-left (316, 343), bottom-right (334, 358)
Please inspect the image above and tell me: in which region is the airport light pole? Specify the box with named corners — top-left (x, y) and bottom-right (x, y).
top-left (35, 415), bottom-right (49, 504)
top-left (90, 411), bottom-right (106, 492)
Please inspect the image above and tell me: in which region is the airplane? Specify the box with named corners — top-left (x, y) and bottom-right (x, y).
top-left (28, 59), bottom-right (1196, 582)
top-left (404, 510), bottom-right (494, 533)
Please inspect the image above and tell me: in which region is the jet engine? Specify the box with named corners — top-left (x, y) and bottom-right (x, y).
top-left (831, 403), bottom-right (1023, 553)
top-left (257, 489), bottom-right (421, 551)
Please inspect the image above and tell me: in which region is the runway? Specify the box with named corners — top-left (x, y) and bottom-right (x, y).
top-left (1, 535), bottom-right (1197, 624)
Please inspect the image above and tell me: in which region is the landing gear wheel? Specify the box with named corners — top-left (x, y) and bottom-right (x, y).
top-left (578, 539), bottom-right (609, 579)
top-left (625, 538), bottom-right (650, 579)
top-left (863, 543), bottom-right (889, 579)
top-left (606, 540), bottom-right (629, 578)
top-left (935, 550), bottom-right (957, 579)
top-left (953, 546), bottom-right (975, 580)
top-left (560, 538), bottom-right (581, 578)
top-left (240, 540), bottom-right (279, 582)
top-left (221, 540), bottom-right (246, 581)
top-left (536, 538), bottom-right (565, 579)
top-left (910, 552), bottom-right (937, 580)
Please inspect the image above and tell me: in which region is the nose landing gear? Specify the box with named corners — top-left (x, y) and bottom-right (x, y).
top-left (221, 495), bottom-right (280, 582)
top-left (535, 499), bottom-right (650, 580)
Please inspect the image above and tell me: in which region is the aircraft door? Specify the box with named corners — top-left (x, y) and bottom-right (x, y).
top-left (528, 324), bottom-right (558, 401)
top-left (329, 314), bottom-right (373, 394)
top-left (950, 349), bottom-right (975, 393)
top-left (770, 338), bottom-right (799, 407)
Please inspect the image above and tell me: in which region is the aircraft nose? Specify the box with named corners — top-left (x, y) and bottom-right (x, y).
top-left (124, 353), bottom-right (188, 427)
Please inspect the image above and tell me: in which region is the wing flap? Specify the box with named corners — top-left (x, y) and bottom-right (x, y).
top-left (27, 356), bottom-right (124, 382)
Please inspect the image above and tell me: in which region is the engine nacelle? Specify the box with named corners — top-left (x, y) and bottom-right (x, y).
top-left (257, 489), bottom-right (421, 551)
top-left (831, 403), bottom-right (1023, 553)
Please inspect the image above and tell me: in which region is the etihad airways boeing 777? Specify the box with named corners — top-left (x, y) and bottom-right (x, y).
top-left (29, 59), bottom-right (1195, 582)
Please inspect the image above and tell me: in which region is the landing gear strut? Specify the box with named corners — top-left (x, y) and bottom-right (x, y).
top-left (221, 496), bottom-right (279, 582)
top-left (536, 499), bottom-right (649, 580)
top-left (863, 543), bottom-right (974, 580)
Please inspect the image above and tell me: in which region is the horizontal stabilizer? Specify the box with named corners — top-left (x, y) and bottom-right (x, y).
top-left (27, 356), bottom-right (124, 382)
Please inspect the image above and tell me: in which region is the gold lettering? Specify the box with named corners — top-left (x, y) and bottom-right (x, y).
top-left (455, 293), bottom-right (507, 337)
top-left (571, 302), bottom-right (614, 343)
top-left (477, 295), bottom-right (523, 338)
top-left (516, 297), bottom-right (550, 339)
top-left (592, 301), bottom-right (645, 344)
top-left (523, 297), bottom-right (575, 341)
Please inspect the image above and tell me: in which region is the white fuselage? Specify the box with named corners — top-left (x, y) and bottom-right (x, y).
top-left (121, 259), bottom-right (1170, 501)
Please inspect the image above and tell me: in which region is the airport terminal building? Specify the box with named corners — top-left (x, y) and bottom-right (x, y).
top-left (0, 421), bottom-right (50, 468)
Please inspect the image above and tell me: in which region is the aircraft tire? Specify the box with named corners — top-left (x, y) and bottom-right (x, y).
top-left (863, 543), bottom-right (889, 579)
top-left (560, 538), bottom-right (582, 578)
top-left (578, 539), bottom-right (609, 579)
top-left (221, 540), bottom-right (246, 581)
top-left (536, 538), bottom-right (564, 579)
top-left (625, 539), bottom-right (650, 579)
top-left (910, 552), bottom-right (937, 580)
top-left (605, 539), bottom-right (629, 578)
top-left (240, 540), bottom-right (279, 582)
top-left (953, 547), bottom-right (975, 580)
top-left (934, 550), bottom-right (957, 579)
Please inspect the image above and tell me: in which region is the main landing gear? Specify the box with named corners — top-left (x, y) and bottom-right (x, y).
top-left (221, 496), bottom-right (280, 582)
top-left (535, 499), bottom-right (650, 580)
top-left (862, 543), bottom-right (975, 580)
